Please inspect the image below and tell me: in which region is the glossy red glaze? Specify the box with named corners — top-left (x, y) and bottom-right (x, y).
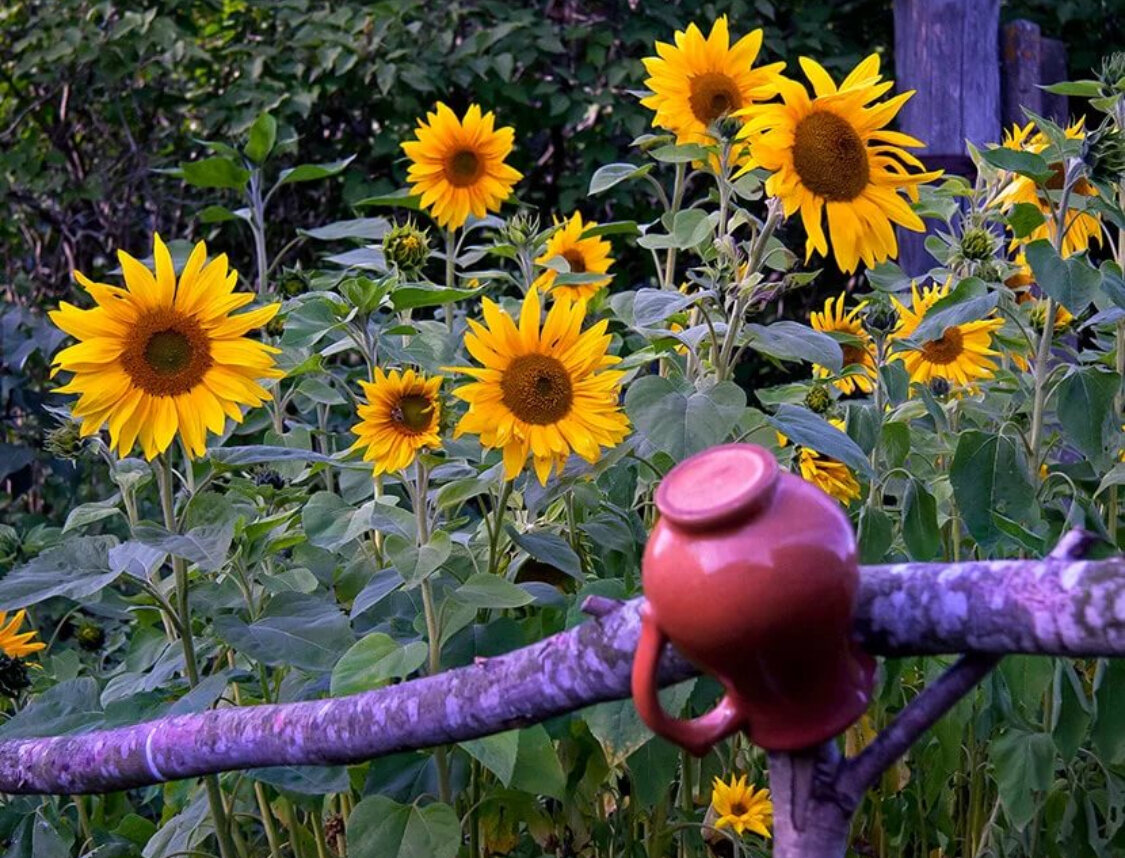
top-left (631, 443), bottom-right (874, 754)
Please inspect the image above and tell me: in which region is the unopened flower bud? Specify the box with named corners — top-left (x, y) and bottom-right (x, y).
top-left (383, 220), bottom-right (431, 273)
top-left (929, 377), bottom-right (951, 398)
top-left (0, 655), bottom-right (30, 698)
top-left (959, 227), bottom-right (996, 261)
top-left (265, 315), bottom-right (286, 338)
top-left (76, 621), bottom-right (105, 652)
top-left (862, 301), bottom-right (897, 335)
top-left (804, 384), bottom-right (833, 415)
top-left (278, 267), bottom-right (309, 298)
top-left (45, 422), bottom-right (83, 460)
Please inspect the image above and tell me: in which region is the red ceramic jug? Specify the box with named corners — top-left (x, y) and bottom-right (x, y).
top-left (631, 443), bottom-right (874, 755)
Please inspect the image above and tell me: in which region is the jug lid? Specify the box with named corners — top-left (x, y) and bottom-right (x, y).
top-left (655, 444), bottom-right (779, 530)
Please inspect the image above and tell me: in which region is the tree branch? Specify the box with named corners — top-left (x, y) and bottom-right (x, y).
top-left (0, 532), bottom-right (1120, 795)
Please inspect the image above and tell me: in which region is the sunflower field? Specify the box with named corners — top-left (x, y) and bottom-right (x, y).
top-left (4, 1), bottom-right (1125, 857)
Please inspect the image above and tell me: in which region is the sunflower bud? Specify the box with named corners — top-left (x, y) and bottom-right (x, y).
top-left (45, 421), bottom-right (83, 460)
top-left (804, 384), bottom-right (833, 415)
top-left (959, 227), bottom-right (996, 261)
top-left (252, 467), bottom-right (286, 490)
top-left (929, 377), bottom-right (951, 398)
top-left (862, 300), bottom-right (897, 336)
top-left (1098, 51), bottom-right (1125, 98)
top-left (265, 315), bottom-right (286, 338)
top-left (0, 525), bottom-right (18, 563)
top-left (323, 814), bottom-right (345, 853)
top-left (383, 220), bottom-right (431, 274)
top-left (278, 267), bottom-right (309, 298)
top-left (1091, 126), bottom-right (1125, 186)
top-left (503, 210), bottom-right (541, 247)
top-left (0, 655), bottom-right (30, 698)
top-left (76, 621), bottom-right (106, 652)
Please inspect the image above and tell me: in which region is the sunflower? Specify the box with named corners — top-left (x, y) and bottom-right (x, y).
top-left (737, 54), bottom-right (942, 273)
top-left (710, 775), bottom-right (772, 838)
top-left (351, 368), bottom-right (442, 475)
top-left (889, 280), bottom-right (1004, 387)
top-left (531, 212), bottom-right (614, 303)
top-left (992, 119), bottom-right (1100, 257)
top-left (0, 611), bottom-right (45, 659)
top-left (50, 235), bottom-right (283, 461)
top-left (640, 16), bottom-right (785, 148)
top-left (402, 102), bottom-right (523, 230)
top-left (810, 294), bottom-right (877, 394)
top-left (776, 418), bottom-right (862, 505)
top-left (447, 288), bottom-right (630, 484)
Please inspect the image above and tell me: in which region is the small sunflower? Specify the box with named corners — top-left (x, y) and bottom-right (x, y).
top-left (0, 611), bottom-right (45, 659)
top-left (738, 54), bottom-right (942, 273)
top-left (889, 280), bottom-right (1004, 387)
top-left (776, 419), bottom-right (862, 505)
top-left (710, 775), bottom-right (773, 839)
top-left (447, 288), bottom-right (630, 484)
top-left (531, 212), bottom-right (614, 303)
top-left (50, 235), bottom-right (283, 460)
top-left (810, 294), bottom-right (877, 394)
top-left (992, 119), bottom-right (1100, 257)
top-left (351, 369), bottom-right (442, 476)
top-left (640, 16), bottom-right (785, 148)
top-left (402, 102), bottom-right (523, 230)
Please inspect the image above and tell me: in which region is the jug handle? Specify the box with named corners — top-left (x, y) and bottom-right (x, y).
top-left (631, 603), bottom-right (744, 757)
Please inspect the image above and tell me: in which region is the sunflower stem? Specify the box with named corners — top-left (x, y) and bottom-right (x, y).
top-left (157, 454), bottom-right (237, 858)
top-left (253, 783), bottom-right (283, 858)
top-left (445, 229), bottom-right (457, 333)
top-left (249, 169), bottom-right (270, 296)
top-left (662, 162), bottom-right (687, 289)
top-left (488, 479), bottom-right (513, 576)
top-left (413, 458), bottom-right (451, 803)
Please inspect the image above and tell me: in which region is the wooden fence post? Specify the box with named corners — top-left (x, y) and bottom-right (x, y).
top-left (892, 0), bottom-right (1001, 275)
top-left (1002, 20), bottom-right (1070, 126)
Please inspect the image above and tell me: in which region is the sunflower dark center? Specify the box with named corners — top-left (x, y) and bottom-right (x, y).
top-left (792, 110), bottom-right (870, 201)
top-left (729, 800), bottom-right (749, 816)
top-left (446, 149), bottom-right (483, 187)
top-left (121, 308), bottom-right (212, 396)
top-left (920, 327), bottom-right (964, 365)
top-left (688, 72), bottom-right (742, 125)
top-left (841, 344), bottom-right (867, 367)
top-left (562, 249), bottom-right (587, 274)
top-left (501, 354), bottom-right (573, 425)
top-left (391, 393), bottom-right (435, 434)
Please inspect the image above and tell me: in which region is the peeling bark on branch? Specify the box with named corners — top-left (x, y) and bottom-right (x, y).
top-left (1, 544), bottom-right (1122, 796)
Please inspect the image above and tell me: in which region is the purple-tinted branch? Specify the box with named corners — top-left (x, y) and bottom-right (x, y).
top-left (1, 536), bottom-right (1122, 795)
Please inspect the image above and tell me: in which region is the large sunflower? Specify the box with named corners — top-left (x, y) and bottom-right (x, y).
top-left (351, 369), bottom-right (442, 475)
top-left (710, 775), bottom-right (772, 839)
top-left (0, 611), bottom-right (45, 659)
top-left (640, 16), bottom-right (785, 148)
top-left (531, 212), bottom-right (614, 303)
top-left (810, 294), bottom-right (877, 394)
top-left (889, 280), bottom-right (1004, 387)
top-left (991, 119), bottom-right (1100, 257)
top-left (50, 235), bottom-right (282, 460)
top-left (402, 102), bottom-right (523, 230)
top-left (447, 288), bottom-right (630, 484)
top-left (738, 55), bottom-right (942, 273)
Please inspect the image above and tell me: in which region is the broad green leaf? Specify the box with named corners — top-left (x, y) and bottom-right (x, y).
top-left (460, 730), bottom-right (519, 784)
top-left (354, 189), bottom-right (422, 210)
top-left (390, 282), bottom-right (484, 310)
top-left (990, 728), bottom-right (1056, 830)
top-left (902, 479), bottom-right (940, 560)
top-left (857, 506), bottom-right (893, 563)
top-left (508, 724), bottom-right (567, 799)
top-left (746, 321), bottom-right (843, 371)
top-left (625, 377), bottom-right (745, 461)
top-left (247, 765), bottom-right (349, 796)
top-left (1041, 80), bottom-right (1102, 97)
top-left (650, 143), bottom-right (709, 163)
top-left (62, 502), bottom-right (121, 533)
top-left (1055, 366), bottom-right (1120, 463)
top-left (588, 163), bottom-right (652, 194)
top-left (278, 156), bottom-right (355, 185)
top-left (631, 288), bottom-right (697, 327)
top-left (505, 527), bottom-right (582, 580)
top-left (769, 404), bottom-right (872, 475)
top-left (949, 430), bottom-right (1037, 547)
top-left (330, 633), bottom-right (428, 696)
top-left (0, 536), bottom-right (122, 610)
top-left (882, 421), bottom-right (910, 468)
top-left (979, 147), bottom-right (1052, 182)
top-left (586, 680), bottom-right (696, 767)
top-left (1008, 202), bottom-right (1046, 239)
top-left (347, 796), bottom-right (460, 858)
top-left (385, 531), bottom-right (451, 586)
top-left (454, 573), bottom-right (535, 609)
top-left (908, 277), bottom-right (997, 345)
top-left (1093, 659), bottom-right (1125, 765)
top-left (212, 592), bottom-right (354, 672)
top-left (209, 446), bottom-right (336, 466)
top-left (132, 494), bottom-right (235, 571)
top-left (626, 738), bottom-right (681, 809)
top-left (302, 492), bottom-right (371, 551)
top-left (245, 112), bottom-right (277, 164)
top-left (1025, 239), bottom-right (1102, 314)
top-left (1053, 660), bottom-right (1091, 763)
top-left (180, 156), bottom-right (250, 189)
top-left (299, 218), bottom-right (390, 241)
top-left (0, 678), bottom-right (102, 739)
